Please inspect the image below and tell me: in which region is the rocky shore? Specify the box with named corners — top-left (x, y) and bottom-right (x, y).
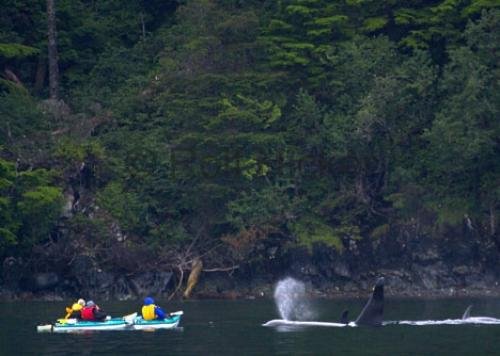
top-left (2, 278), bottom-right (500, 302)
top-left (1, 228), bottom-right (499, 302)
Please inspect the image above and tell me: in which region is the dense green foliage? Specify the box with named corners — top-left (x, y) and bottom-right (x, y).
top-left (0, 157), bottom-right (63, 256)
top-left (0, 0), bottom-right (498, 266)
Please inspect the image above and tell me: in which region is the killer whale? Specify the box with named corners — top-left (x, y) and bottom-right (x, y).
top-left (263, 277), bottom-right (385, 328)
top-left (354, 277), bottom-right (384, 326)
top-left (264, 277), bottom-right (500, 328)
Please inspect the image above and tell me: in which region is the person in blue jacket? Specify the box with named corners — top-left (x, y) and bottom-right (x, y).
top-left (141, 297), bottom-right (167, 320)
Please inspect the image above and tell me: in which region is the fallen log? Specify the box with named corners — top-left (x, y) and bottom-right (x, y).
top-left (183, 258), bottom-right (203, 299)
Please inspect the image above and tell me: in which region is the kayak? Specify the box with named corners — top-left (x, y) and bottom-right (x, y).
top-left (132, 311), bottom-right (183, 330)
top-left (37, 317), bottom-right (131, 333)
top-left (37, 311), bottom-right (183, 332)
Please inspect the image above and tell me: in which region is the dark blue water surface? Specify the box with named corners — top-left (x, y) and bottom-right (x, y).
top-left (1, 297), bottom-right (499, 355)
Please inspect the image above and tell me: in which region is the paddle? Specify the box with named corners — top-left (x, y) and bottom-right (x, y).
top-left (56, 318), bottom-right (77, 324)
top-left (37, 324), bottom-right (53, 333)
top-left (129, 310), bottom-right (183, 321)
top-left (122, 310), bottom-right (182, 323)
top-left (123, 312), bottom-right (138, 324)
top-left (163, 310), bottom-right (183, 319)
top-left (38, 317), bottom-right (77, 332)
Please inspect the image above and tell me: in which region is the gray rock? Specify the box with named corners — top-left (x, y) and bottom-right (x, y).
top-left (61, 191), bottom-right (75, 218)
top-left (452, 265), bottom-right (470, 275)
top-left (333, 261), bottom-right (351, 278)
top-left (32, 272), bottom-right (59, 290)
top-left (129, 272), bottom-right (173, 297)
top-left (413, 263), bottom-right (450, 290)
top-left (2, 257), bottom-right (24, 289)
top-left (39, 99), bottom-right (71, 120)
top-left (412, 247), bottom-right (440, 264)
top-left (342, 282), bottom-right (358, 292)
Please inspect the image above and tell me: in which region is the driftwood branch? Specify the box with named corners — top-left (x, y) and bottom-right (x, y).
top-left (203, 265), bottom-right (240, 273)
top-left (183, 258), bottom-right (203, 298)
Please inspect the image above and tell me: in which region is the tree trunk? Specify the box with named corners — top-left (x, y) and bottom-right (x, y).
top-left (47, 0), bottom-right (59, 100)
top-left (140, 12), bottom-right (146, 41)
top-left (34, 55), bottom-right (47, 94)
top-left (490, 203), bottom-right (496, 236)
top-left (355, 169), bottom-right (370, 204)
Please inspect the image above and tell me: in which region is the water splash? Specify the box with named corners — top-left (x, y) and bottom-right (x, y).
top-left (273, 277), bottom-right (315, 321)
top-left (393, 317), bottom-right (500, 326)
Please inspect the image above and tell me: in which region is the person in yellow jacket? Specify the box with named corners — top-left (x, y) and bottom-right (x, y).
top-left (64, 298), bottom-right (85, 319)
top-left (141, 297), bottom-right (167, 320)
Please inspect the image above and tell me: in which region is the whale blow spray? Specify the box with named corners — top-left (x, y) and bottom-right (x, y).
top-left (274, 277), bottom-right (315, 321)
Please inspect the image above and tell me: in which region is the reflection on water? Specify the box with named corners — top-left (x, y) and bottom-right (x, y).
top-left (1, 298), bottom-right (500, 355)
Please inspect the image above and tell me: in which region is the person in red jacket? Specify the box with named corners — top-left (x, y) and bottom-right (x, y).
top-left (80, 300), bottom-right (107, 321)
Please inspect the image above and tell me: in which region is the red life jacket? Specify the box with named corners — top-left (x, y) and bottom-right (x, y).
top-left (81, 306), bottom-right (95, 320)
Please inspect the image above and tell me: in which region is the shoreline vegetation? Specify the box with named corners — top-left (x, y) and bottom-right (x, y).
top-left (2, 284), bottom-right (500, 302)
top-left (1, 2), bottom-right (499, 301)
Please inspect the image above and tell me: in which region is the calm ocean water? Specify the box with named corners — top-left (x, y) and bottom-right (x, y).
top-left (1, 297), bottom-right (499, 355)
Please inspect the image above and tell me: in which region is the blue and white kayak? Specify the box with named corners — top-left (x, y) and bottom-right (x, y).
top-left (131, 311), bottom-right (183, 330)
top-left (37, 311), bottom-right (183, 332)
top-left (37, 313), bottom-right (137, 333)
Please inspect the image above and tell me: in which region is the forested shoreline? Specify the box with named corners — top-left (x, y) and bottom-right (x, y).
top-left (1, 0), bottom-right (499, 300)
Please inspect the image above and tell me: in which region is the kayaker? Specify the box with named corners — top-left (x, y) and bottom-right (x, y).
top-left (141, 297), bottom-right (167, 320)
top-left (64, 298), bottom-right (85, 319)
top-left (81, 300), bottom-right (107, 321)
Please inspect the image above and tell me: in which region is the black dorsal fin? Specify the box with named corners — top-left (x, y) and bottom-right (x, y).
top-left (340, 309), bottom-right (349, 324)
top-left (354, 277), bottom-right (384, 326)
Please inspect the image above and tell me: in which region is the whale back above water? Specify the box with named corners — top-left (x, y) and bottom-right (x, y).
top-left (354, 277), bottom-right (384, 326)
top-left (263, 277), bottom-right (500, 328)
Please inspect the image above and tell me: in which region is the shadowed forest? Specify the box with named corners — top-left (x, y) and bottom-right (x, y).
top-left (0, 0), bottom-right (499, 299)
